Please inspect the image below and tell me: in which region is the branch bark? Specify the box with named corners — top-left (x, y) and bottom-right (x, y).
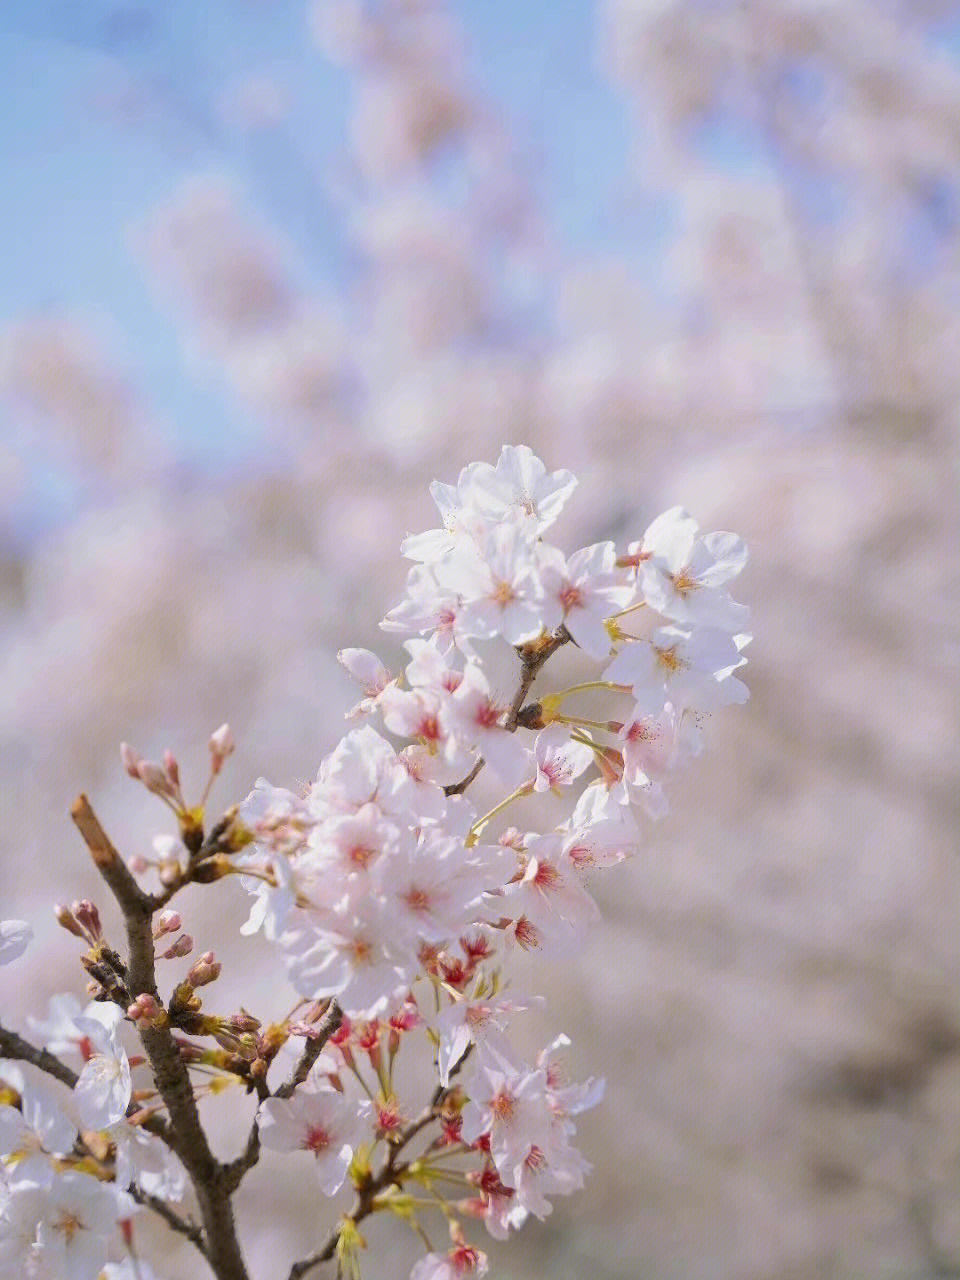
top-left (71, 794), bottom-right (251, 1280)
top-left (0, 1024), bottom-right (79, 1090)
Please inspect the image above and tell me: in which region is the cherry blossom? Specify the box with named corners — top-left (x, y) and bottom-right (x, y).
top-left (338, 647), bottom-right (395, 722)
top-left (72, 1012), bottom-right (131, 1131)
top-left (256, 1087), bottom-right (372, 1195)
top-left (532, 726), bottom-right (594, 793)
top-left (633, 507), bottom-right (749, 631)
top-left (410, 1243), bottom-right (488, 1279)
top-left (604, 624), bottom-right (750, 715)
top-left (540, 541), bottom-right (632, 660)
top-left (436, 993), bottom-right (538, 1086)
top-left (1, 447), bottom-right (752, 1280)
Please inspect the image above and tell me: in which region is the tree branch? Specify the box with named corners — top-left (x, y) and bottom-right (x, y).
top-left (222, 1001), bottom-right (343, 1194)
top-left (0, 1025), bottom-right (79, 1090)
top-left (274, 1003), bottom-right (343, 1101)
top-left (128, 1184), bottom-right (207, 1253)
top-left (72, 794), bottom-right (251, 1280)
top-left (444, 627), bottom-right (569, 796)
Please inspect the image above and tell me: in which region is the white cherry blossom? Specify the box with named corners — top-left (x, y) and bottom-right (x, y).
top-left (460, 1065), bottom-right (555, 1177)
top-left (72, 1014), bottom-right (131, 1131)
top-left (256, 1087), bottom-right (372, 1196)
top-left (539, 541), bottom-right (632, 660)
top-left (0, 1075), bottom-right (77, 1180)
top-left (410, 1244), bottom-right (488, 1279)
top-left (634, 507), bottom-right (749, 631)
top-left (532, 726), bottom-right (594, 793)
top-left (337, 647), bottom-right (394, 720)
top-left (446, 525), bottom-right (551, 647)
top-left (443, 663), bottom-right (531, 787)
top-left (461, 444), bottom-right (577, 534)
top-left (35, 1170), bottom-right (121, 1280)
top-left (604, 625), bottom-right (750, 715)
top-left (436, 994), bottom-right (537, 1086)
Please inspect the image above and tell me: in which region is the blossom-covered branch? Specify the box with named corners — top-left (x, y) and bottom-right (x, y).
top-left (0, 445), bottom-right (750, 1280)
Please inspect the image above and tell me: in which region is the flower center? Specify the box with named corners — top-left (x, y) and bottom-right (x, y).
top-left (559, 583), bottom-right (583, 611)
top-left (670, 568), bottom-right (698, 595)
top-left (491, 579), bottom-right (516, 606)
top-left (490, 1089), bottom-right (516, 1123)
top-left (655, 644), bottom-right (685, 675)
top-left (54, 1212), bottom-right (83, 1242)
top-left (403, 886), bottom-right (432, 914)
top-left (303, 1125), bottom-right (331, 1154)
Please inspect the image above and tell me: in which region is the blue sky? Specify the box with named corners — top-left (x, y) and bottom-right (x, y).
top-left (2, 1), bottom-right (958, 540)
top-left (0, 1), bottom-right (632, 487)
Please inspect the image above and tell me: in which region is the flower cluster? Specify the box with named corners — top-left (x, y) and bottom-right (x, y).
top-left (1, 447), bottom-right (749, 1280)
top-left (232, 445), bottom-right (750, 1271)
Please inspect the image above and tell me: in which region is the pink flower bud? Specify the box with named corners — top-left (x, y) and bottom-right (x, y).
top-left (161, 934), bottom-right (193, 960)
top-left (159, 860), bottom-right (181, 888)
top-left (188, 951), bottom-right (221, 986)
top-left (128, 855), bottom-right (149, 874)
top-left (120, 742), bottom-right (142, 778)
top-left (127, 993), bottom-right (163, 1027)
top-left (208, 723), bottom-right (235, 773)
top-left (54, 903), bottom-right (85, 938)
top-left (163, 749), bottom-right (181, 790)
top-left (227, 1011), bottom-right (261, 1033)
top-left (72, 899), bottom-right (102, 941)
top-left (137, 760), bottom-right (174, 798)
top-left (153, 910), bottom-right (181, 939)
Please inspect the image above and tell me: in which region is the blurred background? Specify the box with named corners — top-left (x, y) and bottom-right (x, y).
top-left (1, 1), bottom-right (959, 1277)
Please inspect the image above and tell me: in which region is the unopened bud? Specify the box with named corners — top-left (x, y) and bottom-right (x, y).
top-left (163, 749), bottom-right (181, 791)
top-left (72, 899), bottom-right (102, 942)
top-left (128, 855), bottom-right (149, 874)
top-left (127, 993), bottom-right (165, 1028)
top-left (208, 723), bottom-right (235, 774)
top-left (120, 742), bottom-right (142, 779)
top-left (138, 760), bottom-right (174, 799)
top-left (217, 1030), bottom-right (258, 1060)
top-left (153, 910), bottom-right (181, 939)
top-left (159, 861), bottom-right (182, 889)
top-left (227, 1011), bottom-right (261, 1033)
top-left (54, 903), bottom-right (85, 938)
top-left (187, 951), bottom-right (221, 986)
top-left (161, 934), bottom-right (193, 960)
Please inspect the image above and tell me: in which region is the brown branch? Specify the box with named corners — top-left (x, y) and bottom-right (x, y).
top-left (274, 1003), bottom-right (344, 1101)
top-left (444, 627), bottom-right (569, 796)
top-left (0, 1025), bottom-right (79, 1090)
top-left (128, 1185), bottom-right (207, 1253)
top-left (222, 1001), bottom-right (343, 1194)
top-left (72, 794), bottom-right (251, 1280)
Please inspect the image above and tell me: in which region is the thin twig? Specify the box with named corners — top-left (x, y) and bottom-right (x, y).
top-left (444, 627), bottom-right (569, 796)
top-left (0, 1025), bottom-right (79, 1090)
top-left (223, 1001), bottom-right (343, 1194)
top-left (127, 1185), bottom-right (208, 1253)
